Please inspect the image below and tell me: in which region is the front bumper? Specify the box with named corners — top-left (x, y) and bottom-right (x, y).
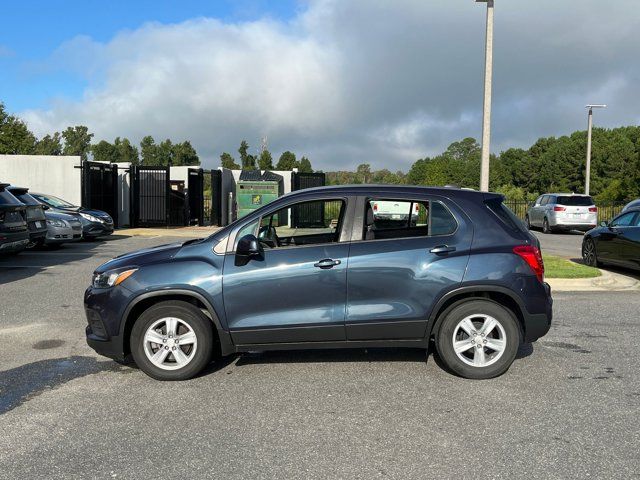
top-left (46, 223), bottom-right (83, 244)
top-left (83, 222), bottom-right (114, 238)
top-left (84, 285), bottom-right (133, 361)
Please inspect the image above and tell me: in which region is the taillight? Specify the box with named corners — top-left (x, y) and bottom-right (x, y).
top-left (414, 203), bottom-right (419, 212)
top-left (553, 206), bottom-right (566, 212)
top-left (373, 203), bottom-right (378, 212)
top-left (589, 207), bottom-right (597, 213)
top-left (513, 245), bottom-right (545, 282)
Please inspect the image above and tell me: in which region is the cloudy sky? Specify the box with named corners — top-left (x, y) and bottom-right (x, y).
top-left (1, 0), bottom-right (639, 170)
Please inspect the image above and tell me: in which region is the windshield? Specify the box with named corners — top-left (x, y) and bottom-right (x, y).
top-left (33, 193), bottom-right (77, 208)
top-left (556, 196), bottom-right (594, 206)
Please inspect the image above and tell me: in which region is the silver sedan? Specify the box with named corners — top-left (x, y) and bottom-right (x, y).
top-left (44, 211), bottom-right (83, 245)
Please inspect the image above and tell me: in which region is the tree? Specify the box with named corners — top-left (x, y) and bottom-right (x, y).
top-left (276, 151), bottom-right (298, 170)
top-left (34, 132), bottom-right (63, 155)
top-left (258, 149), bottom-right (274, 170)
top-left (172, 141), bottom-right (199, 166)
top-left (298, 156), bottom-right (313, 173)
top-left (157, 139), bottom-right (174, 166)
top-left (0, 102), bottom-right (36, 154)
top-left (356, 163), bottom-right (371, 183)
top-left (114, 137), bottom-right (139, 165)
top-left (140, 136), bottom-right (158, 165)
top-left (62, 126), bottom-right (93, 161)
top-left (91, 140), bottom-right (119, 163)
top-left (238, 140), bottom-right (256, 170)
top-left (220, 152), bottom-right (240, 169)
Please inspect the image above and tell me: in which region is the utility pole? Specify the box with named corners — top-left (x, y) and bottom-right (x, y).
top-left (584, 104), bottom-right (606, 195)
top-left (477, 0), bottom-right (494, 192)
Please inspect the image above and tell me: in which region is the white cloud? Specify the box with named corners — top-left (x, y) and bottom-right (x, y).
top-left (19, 0), bottom-right (640, 171)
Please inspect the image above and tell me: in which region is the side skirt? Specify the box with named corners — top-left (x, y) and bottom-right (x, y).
top-left (234, 338), bottom-right (428, 353)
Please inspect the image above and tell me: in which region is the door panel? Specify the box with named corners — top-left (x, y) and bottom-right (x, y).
top-left (222, 243), bottom-right (349, 344)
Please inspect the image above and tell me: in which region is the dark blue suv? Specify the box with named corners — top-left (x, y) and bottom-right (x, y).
top-left (85, 186), bottom-right (552, 380)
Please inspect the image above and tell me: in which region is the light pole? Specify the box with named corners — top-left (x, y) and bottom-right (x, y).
top-left (477, 0), bottom-right (494, 192)
top-left (584, 104), bottom-right (606, 195)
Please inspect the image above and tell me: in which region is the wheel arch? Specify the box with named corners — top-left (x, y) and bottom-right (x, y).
top-left (427, 286), bottom-right (526, 341)
top-left (120, 289), bottom-right (234, 358)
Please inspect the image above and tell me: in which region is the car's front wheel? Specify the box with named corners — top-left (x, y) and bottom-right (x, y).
top-left (582, 237), bottom-right (601, 267)
top-left (130, 300), bottom-right (214, 380)
top-left (436, 300), bottom-right (520, 380)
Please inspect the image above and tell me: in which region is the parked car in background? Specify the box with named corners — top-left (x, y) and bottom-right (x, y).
top-left (44, 211), bottom-right (83, 246)
top-left (621, 198), bottom-right (640, 213)
top-left (30, 193), bottom-right (114, 240)
top-left (6, 186), bottom-right (48, 248)
top-left (582, 206), bottom-right (640, 271)
top-left (0, 183), bottom-right (29, 254)
top-left (85, 185), bottom-right (552, 381)
top-left (371, 199), bottom-right (420, 224)
top-left (525, 193), bottom-right (597, 233)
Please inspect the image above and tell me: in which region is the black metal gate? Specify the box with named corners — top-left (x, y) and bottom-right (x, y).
top-left (81, 161), bottom-right (118, 226)
top-left (131, 166), bottom-right (169, 227)
top-left (188, 168), bottom-right (204, 226)
top-left (210, 170), bottom-right (223, 226)
top-left (291, 172), bottom-right (326, 227)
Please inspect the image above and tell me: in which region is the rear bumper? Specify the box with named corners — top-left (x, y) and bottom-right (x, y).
top-left (0, 231), bottom-right (30, 252)
top-left (551, 223), bottom-right (596, 232)
top-left (522, 282), bottom-right (553, 342)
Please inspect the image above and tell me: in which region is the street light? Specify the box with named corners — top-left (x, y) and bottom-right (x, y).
top-left (584, 104), bottom-right (607, 195)
top-left (477, 0), bottom-right (494, 192)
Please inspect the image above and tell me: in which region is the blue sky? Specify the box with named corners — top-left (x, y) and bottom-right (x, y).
top-left (2, 0), bottom-right (638, 171)
top-left (0, 0), bottom-right (299, 111)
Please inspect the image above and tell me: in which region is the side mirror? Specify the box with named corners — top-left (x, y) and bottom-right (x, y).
top-left (236, 234), bottom-right (263, 258)
top-left (600, 221), bottom-right (608, 228)
top-left (42, 204), bottom-right (50, 210)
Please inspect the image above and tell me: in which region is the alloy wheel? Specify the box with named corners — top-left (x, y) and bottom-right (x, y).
top-left (143, 317), bottom-right (198, 370)
top-left (583, 239), bottom-right (597, 266)
top-left (451, 314), bottom-right (507, 367)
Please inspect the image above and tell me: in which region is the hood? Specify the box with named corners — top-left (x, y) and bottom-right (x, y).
top-left (45, 211), bottom-right (81, 221)
top-left (95, 241), bottom-right (184, 273)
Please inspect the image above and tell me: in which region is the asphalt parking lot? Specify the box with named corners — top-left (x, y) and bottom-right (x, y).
top-left (1, 235), bottom-right (639, 479)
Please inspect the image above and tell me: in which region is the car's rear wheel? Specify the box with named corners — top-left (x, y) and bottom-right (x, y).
top-left (436, 300), bottom-right (520, 379)
top-left (542, 217), bottom-right (552, 234)
top-left (582, 237), bottom-right (601, 267)
top-left (130, 300), bottom-right (214, 380)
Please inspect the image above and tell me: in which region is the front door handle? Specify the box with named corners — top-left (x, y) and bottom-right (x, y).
top-left (430, 245), bottom-right (456, 255)
top-left (314, 258), bottom-right (341, 269)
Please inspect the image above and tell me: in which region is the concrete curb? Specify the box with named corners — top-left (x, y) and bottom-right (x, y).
top-left (547, 268), bottom-right (640, 292)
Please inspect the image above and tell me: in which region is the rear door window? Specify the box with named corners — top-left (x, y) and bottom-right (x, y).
top-left (556, 196), bottom-right (594, 206)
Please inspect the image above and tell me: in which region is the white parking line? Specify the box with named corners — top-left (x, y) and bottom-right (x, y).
top-left (0, 265), bottom-right (55, 269)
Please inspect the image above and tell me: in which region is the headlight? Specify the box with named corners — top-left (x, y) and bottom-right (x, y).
top-left (91, 268), bottom-right (137, 289)
top-left (81, 212), bottom-right (103, 223)
top-left (47, 218), bottom-right (67, 227)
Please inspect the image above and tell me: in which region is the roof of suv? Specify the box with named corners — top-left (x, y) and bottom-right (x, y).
top-left (283, 184), bottom-right (502, 201)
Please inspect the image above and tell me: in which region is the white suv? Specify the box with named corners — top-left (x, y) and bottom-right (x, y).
top-left (525, 193), bottom-right (597, 233)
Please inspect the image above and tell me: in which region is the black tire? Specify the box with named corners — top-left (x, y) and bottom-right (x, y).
top-left (130, 300), bottom-right (215, 380)
top-left (435, 300), bottom-right (520, 380)
top-left (524, 215), bottom-right (532, 230)
top-left (582, 237), bottom-right (601, 267)
top-left (542, 217), bottom-right (552, 234)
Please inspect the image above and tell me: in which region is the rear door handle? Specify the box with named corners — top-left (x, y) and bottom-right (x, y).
top-left (430, 245), bottom-right (456, 255)
top-left (314, 258), bottom-right (341, 269)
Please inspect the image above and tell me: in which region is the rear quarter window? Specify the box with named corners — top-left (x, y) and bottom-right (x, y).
top-left (485, 199), bottom-right (526, 232)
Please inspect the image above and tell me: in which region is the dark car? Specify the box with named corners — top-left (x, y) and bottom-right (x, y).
top-left (6, 186), bottom-right (48, 248)
top-left (582, 207), bottom-right (640, 271)
top-left (0, 183), bottom-right (30, 254)
top-left (85, 185), bottom-right (552, 381)
top-left (30, 193), bottom-right (114, 240)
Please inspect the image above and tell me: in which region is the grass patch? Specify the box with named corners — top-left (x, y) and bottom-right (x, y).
top-left (543, 254), bottom-right (601, 279)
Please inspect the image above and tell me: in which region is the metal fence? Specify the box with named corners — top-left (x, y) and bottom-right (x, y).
top-left (503, 200), bottom-right (627, 222)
